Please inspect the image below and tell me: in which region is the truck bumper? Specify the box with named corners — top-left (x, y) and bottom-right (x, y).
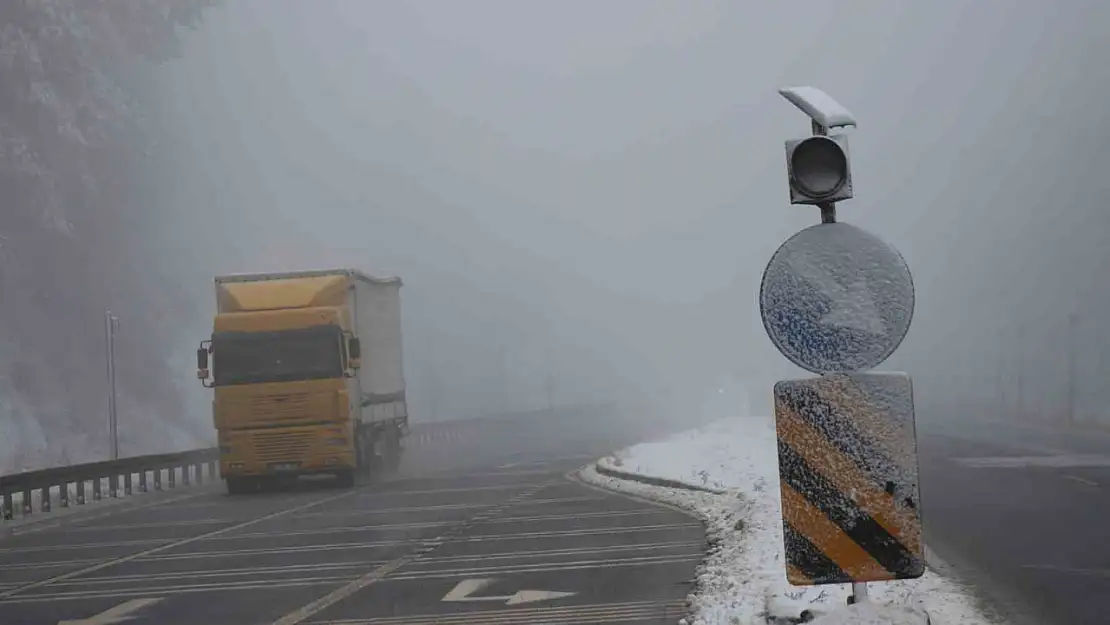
top-left (218, 424), bottom-right (356, 478)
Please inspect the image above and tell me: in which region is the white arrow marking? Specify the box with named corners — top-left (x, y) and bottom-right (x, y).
top-left (441, 578), bottom-right (576, 606)
top-left (58, 598), bottom-right (162, 625)
top-left (785, 252), bottom-right (887, 336)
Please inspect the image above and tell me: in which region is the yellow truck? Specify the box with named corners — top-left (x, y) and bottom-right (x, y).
top-left (195, 269), bottom-right (408, 494)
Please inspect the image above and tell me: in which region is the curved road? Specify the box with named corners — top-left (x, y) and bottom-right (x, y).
top-left (0, 408), bottom-right (703, 625)
top-left (919, 415), bottom-right (1110, 625)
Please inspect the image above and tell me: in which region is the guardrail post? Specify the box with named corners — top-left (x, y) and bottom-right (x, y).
top-left (60, 484), bottom-right (69, 508)
top-left (139, 470), bottom-right (148, 493)
top-left (40, 487), bottom-right (50, 512)
top-left (168, 467), bottom-right (176, 489)
top-left (2, 493), bottom-right (13, 519)
top-left (124, 472), bottom-right (133, 496)
top-left (93, 478), bottom-right (102, 501)
top-left (154, 469), bottom-right (162, 491)
top-left (181, 465), bottom-right (190, 487)
top-left (22, 488), bottom-right (31, 515)
top-left (77, 480), bottom-right (86, 504)
top-left (109, 475), bottom-right (119, 498)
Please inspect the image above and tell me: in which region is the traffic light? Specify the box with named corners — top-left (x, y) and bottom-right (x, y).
top-left (784, 134), bottom-right (853, 205)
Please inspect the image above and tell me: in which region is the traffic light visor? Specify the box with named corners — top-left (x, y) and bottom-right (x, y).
top-left (790, 136), bottom-right (848, 198)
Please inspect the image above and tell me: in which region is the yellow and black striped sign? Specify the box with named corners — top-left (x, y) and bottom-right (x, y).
top-left (773, 372), bottom-right (925, 586)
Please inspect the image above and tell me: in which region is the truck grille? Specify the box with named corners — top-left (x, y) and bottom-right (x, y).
top-left (250, 392), bottom-right (312, 421)
top-left (252, 429), bottom-right (313, 462)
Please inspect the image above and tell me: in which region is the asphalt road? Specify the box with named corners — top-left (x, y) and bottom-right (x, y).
top-left (918, 417), bottom-right (1110, 625)
top-left (0, 408), bottom-right (703, 625)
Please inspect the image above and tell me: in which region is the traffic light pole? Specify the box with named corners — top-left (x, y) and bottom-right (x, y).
top-left (807, 118), bottom-right (838, 225)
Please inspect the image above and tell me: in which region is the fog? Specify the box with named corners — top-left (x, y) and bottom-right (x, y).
top-left (136, 1), bottom-right (1110, 434)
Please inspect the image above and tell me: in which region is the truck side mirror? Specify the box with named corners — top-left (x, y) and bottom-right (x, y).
top-left (348, 337), bottom-right (361, 368)
top-left (197, 347), bottom-right (209, 371)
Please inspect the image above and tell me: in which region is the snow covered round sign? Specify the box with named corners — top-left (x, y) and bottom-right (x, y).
top-left (759, 222), bottom-right (914, 374)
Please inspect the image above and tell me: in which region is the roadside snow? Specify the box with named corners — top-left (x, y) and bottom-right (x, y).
top-left (580, 415), bottom-right (1000, 625)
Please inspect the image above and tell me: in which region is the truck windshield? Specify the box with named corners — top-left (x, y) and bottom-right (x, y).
top-left (211, 325), bottom-right (344, 386)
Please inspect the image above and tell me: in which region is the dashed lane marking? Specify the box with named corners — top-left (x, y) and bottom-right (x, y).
top-left (1063, 474), bottom-right (1099, 487)
top-left (301, 599), bottom-right (687, 625)
top-left (0, 488), bottom-right (358, 600)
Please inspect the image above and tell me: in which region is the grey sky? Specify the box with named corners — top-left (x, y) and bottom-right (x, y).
top-left (148, 1), bottom-right (1110, 424)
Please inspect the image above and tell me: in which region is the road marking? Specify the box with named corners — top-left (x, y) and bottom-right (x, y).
top-left (5, 490), bottom-right (212, 538)
top-left (479, 508), bottom-right (668, 524)
top-left (1063, 474), bottom-right (1099, 487)
top-left (0, 488), bottom-right (357, 600)
top-left (953, 454), bottom-right (1110, 469)
top-left (47, 560), bottom-right (390, 587)
top-left (0, 576), bottom-right (354, 604)
top-left (1020, 564), bottom-right (1110, 578)
top-left (271, 482), bottom-right (550, 625)
top-left (294, 502), bottom-right (490, 519)
top-left (391, 553), bottom-right (701, 581)
top-left (421, 539), bottom-right (703, 565)
top-left (441, 578), bottom-right (575, 605)
top-left (64, 518), bottom-right (232, 532)
top-left (301, 599), bottom-right (687, 624)
top-left (1, 556), bottom-right (103, 571)
top-left (351, 483), bottom-right (540, 499)
top-left (57, 597), bottom-right (162, 625)
top-left (456, 522), bottom-right (701, 543)
top-left (134, 539), bottom-right (412, 562)
top-left (0, 538), bottom-right (169, 555)
top-left (206, 521), bottom-right (450, 542)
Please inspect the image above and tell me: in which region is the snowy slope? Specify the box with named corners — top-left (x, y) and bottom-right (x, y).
top-left (581, 415), bottom-right (1000, 625)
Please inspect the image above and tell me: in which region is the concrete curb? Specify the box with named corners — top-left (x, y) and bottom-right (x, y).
top-left (593, 457), bottom-right (728, 495)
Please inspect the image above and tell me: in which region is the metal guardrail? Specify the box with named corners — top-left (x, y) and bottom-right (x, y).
top-left (0, 402), bottom-right (619, 523)
top-left (1, 447), bottom-right (220, 521)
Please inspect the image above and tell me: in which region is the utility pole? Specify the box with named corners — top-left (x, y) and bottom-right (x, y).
top-left (545, 341), bottom-right (555, 415)
top-left (1065, 312), bottom-right (1078, 426)
top-left (104, 311), bottom-right (121, 460)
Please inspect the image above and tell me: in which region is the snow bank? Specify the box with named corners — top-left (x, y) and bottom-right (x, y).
top-left (581, 415), bottom-right (999, 625)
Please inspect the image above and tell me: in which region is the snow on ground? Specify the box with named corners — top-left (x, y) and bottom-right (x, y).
top-left (580, 415), bottom-right (1000, 625)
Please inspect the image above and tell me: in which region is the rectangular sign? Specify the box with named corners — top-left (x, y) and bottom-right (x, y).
top-left (773, 372), bottom-right (925, 586)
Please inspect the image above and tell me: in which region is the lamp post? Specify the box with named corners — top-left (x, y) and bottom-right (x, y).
top-left (105, 311), bottom-right (120, 460)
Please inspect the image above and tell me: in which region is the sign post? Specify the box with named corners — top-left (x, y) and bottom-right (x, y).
top-left (761, 87), bottom-right (924, 606)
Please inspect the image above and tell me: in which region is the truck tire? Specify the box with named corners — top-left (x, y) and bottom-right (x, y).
top-left (226, 477), bottom-right (251, 495)
top-left (335, 468), bottom-right (356, 488)
top-left (383, 426), bottom-right (402, 474)
top-left (355, 426), bottom-right (373, 477)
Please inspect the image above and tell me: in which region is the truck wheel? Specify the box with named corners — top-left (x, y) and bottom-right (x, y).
top-left (226, 477), bottom-right (251, 495)
top-left (356, 427), bottom-right (373, 476)
top-left (383, 427), bottom-right (402, 474)
top-left (335, 469), bottom-right (356, 488)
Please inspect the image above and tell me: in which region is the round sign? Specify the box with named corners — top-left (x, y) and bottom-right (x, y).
top-left (759, 222), bottom-right (914, 374)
